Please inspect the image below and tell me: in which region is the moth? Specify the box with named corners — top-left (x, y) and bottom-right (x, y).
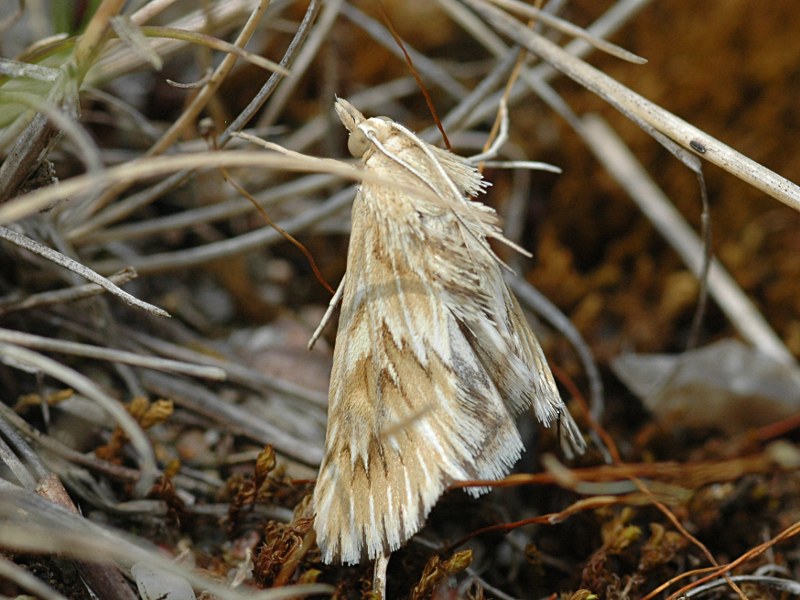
top-left (310, 98), bottom-right (585, 566)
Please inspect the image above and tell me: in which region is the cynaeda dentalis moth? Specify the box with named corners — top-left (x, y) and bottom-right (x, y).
top-left (309, 98), bottom-right (586, 569)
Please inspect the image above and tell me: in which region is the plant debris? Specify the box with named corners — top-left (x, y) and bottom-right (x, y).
top-left (0, 1), bottom-right (798, 599)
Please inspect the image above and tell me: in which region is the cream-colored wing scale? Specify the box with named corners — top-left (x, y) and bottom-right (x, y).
top-left (312, 99), bottom-right (585, 565)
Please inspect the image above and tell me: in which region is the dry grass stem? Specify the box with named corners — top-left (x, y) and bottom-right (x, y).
top-left (582, 114), bottom-right (796, 366)
top-left (463, 0), bottom-right (800, 209)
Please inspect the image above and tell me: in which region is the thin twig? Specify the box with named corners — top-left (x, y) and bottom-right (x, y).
top-left (0, 225), bottom-right (170, 317)
top-left (257, 0), bottom-right (342, 127)
top-left (0, 267), bottom-right (137, 315)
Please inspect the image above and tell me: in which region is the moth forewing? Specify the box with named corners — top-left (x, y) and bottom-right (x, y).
top-left (312, 98), bottom-right (585, 565)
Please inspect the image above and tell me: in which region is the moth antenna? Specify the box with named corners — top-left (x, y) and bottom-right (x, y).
top-left (364, 129), bottom-right (440, 200)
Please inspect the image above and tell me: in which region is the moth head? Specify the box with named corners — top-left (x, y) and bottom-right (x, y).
top-left (348, 117), bottom-right (393, 158)
top-left (335, 98), bottom-right (397, 159)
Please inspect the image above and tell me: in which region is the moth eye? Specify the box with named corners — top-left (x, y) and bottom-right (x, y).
top-left (348, 128), bottom-right (370, 158)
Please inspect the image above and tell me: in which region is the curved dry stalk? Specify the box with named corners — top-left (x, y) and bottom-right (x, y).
top-left (0, 147), bottom-right (449, 276)
top-left (0, 150), bottom-right (365, 224)
top-left (0, 343), bottom-right (159, 494)
top-left (135, 25), bottom-right (289, 75)
top-left (110, 15), bottom-right (164, 70)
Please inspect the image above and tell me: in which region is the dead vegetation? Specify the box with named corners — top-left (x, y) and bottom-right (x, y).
top-left (0, 1), bottom-right (799, 598)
